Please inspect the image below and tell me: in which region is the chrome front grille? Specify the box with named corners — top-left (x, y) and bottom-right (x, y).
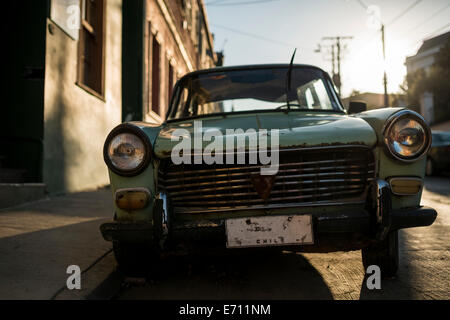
top-left (158, 146), bottom-right (375, 214)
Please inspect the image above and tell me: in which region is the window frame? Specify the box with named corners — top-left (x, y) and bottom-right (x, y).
top-left (76, 0), bottom-right (107, 100)
top-left (168, 61), bottom-right (174, 106)
top-left (150, 33), bottom-right (161, 116)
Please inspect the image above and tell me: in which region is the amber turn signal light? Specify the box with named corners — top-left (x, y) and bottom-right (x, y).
top-left (389, 178), bottom-right (423, 196)
top-left (115, 188), bottom-right (150, 210)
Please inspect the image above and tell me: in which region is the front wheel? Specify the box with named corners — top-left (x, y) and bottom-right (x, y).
top-left (362, 231), bottom-right (399, 278)
top-left (113, 241), bottom-right (158, 276)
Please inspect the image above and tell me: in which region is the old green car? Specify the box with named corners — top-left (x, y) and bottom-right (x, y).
top-left (426, 131), bottom-right (450, 176)
top-left (101, 64), bottom-right (437, 278)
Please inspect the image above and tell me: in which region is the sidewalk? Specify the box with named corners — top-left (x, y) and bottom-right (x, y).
top-left (0, 189), bottom-right (114, 299)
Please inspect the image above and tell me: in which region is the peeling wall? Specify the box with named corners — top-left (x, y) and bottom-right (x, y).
top-left (43, 0), bottom-right (123, 194)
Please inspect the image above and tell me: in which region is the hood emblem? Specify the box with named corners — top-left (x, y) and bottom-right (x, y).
top-left (251, 174), bottom-right (276, 201)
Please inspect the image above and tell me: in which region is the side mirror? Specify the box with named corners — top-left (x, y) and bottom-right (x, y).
top-left (348, 101), bottom-right (367, 114)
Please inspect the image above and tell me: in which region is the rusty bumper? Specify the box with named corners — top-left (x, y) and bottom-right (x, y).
top-left (169, 206), bottom-right (437, 251)
top-left (99, 206), bottom-right (437, 252)
top-left (100, 221), bottom-right (154, 244)
top-left (390, 206), bottom-right (437, 230)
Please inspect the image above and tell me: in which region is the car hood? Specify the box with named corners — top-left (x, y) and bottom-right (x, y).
top-left (153, 112), bottom-right (377, 158)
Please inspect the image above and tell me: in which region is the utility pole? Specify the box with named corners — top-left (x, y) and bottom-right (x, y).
top-left (381, 24), bottom-right (389, 107)
top-left (336, 38), bottom-right (341, 94)
top-left (315, 43), bottom-right (336, 77)
top-left (331, 44), bottom-right (336, 76)
top-left (319, 36), bottom-right (353, 97)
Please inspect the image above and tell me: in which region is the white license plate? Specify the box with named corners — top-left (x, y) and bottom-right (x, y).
top-left (225, 215), bottom-right (314, 248)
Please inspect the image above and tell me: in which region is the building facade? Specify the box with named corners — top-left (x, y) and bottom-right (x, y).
top-left (43, 0), bottom-right (123, 194)
top-left (143, 0), bottom-right (217, 123)
top-left (405, 31), bottom-right (450, 124)
top-left (122, 0), bottom-right (218, 124)
top-left (2, 0), bottom-right (219, 206)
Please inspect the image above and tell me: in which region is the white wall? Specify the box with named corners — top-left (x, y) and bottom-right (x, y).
top-left (43, 0), bottom-right (123, 194)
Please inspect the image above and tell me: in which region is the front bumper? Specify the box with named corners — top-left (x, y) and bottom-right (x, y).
top-left (390, 206), bottom-right (437, 230)
top-left (100, 206), bottom-right (437, 251)
top-left (100, 221), bottom-right (154, 244)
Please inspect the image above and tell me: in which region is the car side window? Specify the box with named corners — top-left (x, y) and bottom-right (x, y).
top-left (174, 87), bottom-right (190, 118)
top-left (312, 80), bottom-right (333, 110)
top-left (297, 79), bottom-right (332, 110)
top-left (305, 88), bottom-right (314, 108)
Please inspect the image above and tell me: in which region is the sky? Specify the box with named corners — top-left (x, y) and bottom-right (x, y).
top-left (205, 0), bottom-right (450, 98)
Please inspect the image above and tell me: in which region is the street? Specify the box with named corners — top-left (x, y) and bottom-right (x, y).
top-left (0, 177), bottom-right (448, 300)
top-left (4, 0), bottom-right (450, 306)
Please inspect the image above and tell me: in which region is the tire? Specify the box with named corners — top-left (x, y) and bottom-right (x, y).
top-left (426, 158), bottom-right (435, 176)
top-left (362, 231), bottom-right (399, 278)
top-left (113, 241), bottom-right (158, 277)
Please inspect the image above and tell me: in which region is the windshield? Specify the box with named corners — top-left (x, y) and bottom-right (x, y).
top-left (167, 67), bottom-right (343, 120)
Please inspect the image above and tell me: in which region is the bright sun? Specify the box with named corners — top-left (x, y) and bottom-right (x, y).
top-left (342, 34), bottom-right (415, 97)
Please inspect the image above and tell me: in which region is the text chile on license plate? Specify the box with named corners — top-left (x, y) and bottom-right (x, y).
top-left (225, 215), bottom-right (314, 248)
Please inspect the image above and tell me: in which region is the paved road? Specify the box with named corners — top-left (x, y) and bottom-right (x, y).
top-left (1, 178), bottom-right (448, 300)
top-left (108, 177), bottom-right (450, 300)
top-left (0, 189), bottom-right (113, 300)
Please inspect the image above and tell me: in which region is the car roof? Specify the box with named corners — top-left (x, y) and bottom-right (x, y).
top-left (179, 64), bottom-right (327, 80)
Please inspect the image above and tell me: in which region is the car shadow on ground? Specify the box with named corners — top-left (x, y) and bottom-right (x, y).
top-left (359, 230), bottom-right (416, 299)
top-left (115, 249), bottom-right (334, 300)
top-left (90, 224), bottom-right (445, 300)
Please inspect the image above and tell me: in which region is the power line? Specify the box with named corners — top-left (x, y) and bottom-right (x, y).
top-left (352, 3), bottom-right (450, 66)
top-left (356, 0), bottom-right (423, 26)
top-left (319, 36), bottom-right (353, 97)
top-left (351, 0), bottom-right (425, 59)
top-left (356, 0), bottom-right (369, 11)
top-left (405, 22), bottom-right (450, 51)
top-left (423, 22), bottom-right (450, 40)
top-left (386, 0), bottom-right (423, 27)
top-left (400, 3), bottom-right (450, 38)
top-left (352, 0), bottom-right (383, 58)
top-left (355, 0), bottom-right (391, 105)
top-left (211, 23), bottom-right (315, 51)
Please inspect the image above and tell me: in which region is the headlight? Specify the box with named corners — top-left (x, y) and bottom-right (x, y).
top-left (103, 124), bottom-right (152, 176)
top-left (383, 110), bottom-right (431, 162)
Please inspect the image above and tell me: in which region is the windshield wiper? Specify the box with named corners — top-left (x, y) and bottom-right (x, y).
top-left (276, 104), bottom-right (307, 110)
top-left (275, 105), bottom-right (342, 112)
top-left (285, 48), bottom-right (297, 112)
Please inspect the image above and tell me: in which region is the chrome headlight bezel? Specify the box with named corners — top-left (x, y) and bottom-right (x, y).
top-left (103, 124), bottom-right (152, 176)
top-left (382, 110), bottom-right (431, 163)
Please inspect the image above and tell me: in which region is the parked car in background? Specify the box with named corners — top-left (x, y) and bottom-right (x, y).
top-left (100, 64), bottom-right (437, 278)
top-left (426, 131), bottom-right (450, 176)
